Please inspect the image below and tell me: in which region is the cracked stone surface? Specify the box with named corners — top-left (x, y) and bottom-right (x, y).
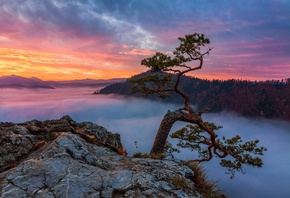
top-left (0, 116), bottom-right (201, 198)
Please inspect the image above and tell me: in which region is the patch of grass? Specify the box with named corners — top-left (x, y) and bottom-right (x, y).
top-left (132, 152), bottom-right (165, 160)
top-left (185, 162), bottom-right (225, 198)
top-left (171, 176), bottom-right (192, 190)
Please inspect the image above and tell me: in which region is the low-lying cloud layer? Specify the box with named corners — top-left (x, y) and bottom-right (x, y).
top-left (1, 87), bottom-right (290, 198)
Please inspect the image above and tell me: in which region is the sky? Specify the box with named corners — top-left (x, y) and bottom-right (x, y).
top-left (0, 0), bottom-right (289, 81)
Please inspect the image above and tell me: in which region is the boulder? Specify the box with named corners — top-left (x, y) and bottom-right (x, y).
top-left (0, 116), bottom-right (201, 198)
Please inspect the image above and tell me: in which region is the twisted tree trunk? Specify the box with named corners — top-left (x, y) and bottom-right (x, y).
top-left (150, 109), bottom-right (202, 155)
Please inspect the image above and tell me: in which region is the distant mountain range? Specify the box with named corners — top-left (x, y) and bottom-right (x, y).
top-left (0, 75), bottom-right (126, 89)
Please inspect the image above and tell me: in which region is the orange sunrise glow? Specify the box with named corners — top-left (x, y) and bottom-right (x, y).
top-left (0, 1), bottom-right (289, 81)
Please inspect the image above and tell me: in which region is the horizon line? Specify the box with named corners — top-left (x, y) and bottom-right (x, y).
top-left (0, 73), bottom-right (289, 83)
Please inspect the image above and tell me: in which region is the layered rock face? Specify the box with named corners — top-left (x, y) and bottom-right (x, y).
top-left (0, 116), bottom-right (201, 198)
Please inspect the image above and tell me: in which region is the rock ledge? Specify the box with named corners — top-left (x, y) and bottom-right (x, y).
top-left (0, 116), bottom-right (201, 198)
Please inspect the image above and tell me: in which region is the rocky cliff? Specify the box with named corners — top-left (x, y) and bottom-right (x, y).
top-left (0, 115), bottom-right (202, 197)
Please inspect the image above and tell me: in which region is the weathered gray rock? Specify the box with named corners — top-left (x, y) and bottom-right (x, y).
top-left (0, 115), bottom-right (122, 170)
top-left (0, 116), bottom-right (201, 198)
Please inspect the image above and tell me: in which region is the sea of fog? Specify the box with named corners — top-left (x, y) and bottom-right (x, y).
top-left (1, 87), bottom-right (290, 198)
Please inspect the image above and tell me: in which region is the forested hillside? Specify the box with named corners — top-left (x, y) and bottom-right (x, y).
top-left (99, 72), bottom-right (290, 120)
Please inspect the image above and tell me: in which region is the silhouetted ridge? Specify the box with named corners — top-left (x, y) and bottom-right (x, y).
top-left (99, 71), bottom-right (290, 120)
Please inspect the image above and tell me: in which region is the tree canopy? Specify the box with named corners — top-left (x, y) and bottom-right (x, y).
top-left (130, 33), bottom-right (266, 178)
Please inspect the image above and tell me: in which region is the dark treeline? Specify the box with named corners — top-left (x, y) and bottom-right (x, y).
top-left (99, 72), bottom-right (290, 120)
